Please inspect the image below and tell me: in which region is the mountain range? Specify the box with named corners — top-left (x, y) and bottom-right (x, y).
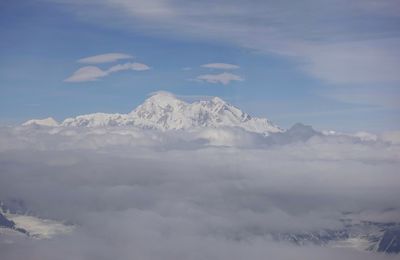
top-left (23, 91), bottom-right (282, 135)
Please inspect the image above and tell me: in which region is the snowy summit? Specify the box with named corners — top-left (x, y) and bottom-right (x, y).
top-left (22, 117), bottom-right (59, 127)
top-left (23, 92), bottom-right (282, 135)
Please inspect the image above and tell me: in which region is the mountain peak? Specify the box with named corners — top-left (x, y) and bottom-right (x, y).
top-left (137, 91), bottom-right (187, 111)
top-left (148, 91), bottom-right (176, 98)
top-left (22, 117), bottom-right (59, 127)
top-left (210, 96), bottom-right (226, 104)
top-left (25, 91), bottom-right (282, 135)
top-left (146, 91), bottom-right (182, 102)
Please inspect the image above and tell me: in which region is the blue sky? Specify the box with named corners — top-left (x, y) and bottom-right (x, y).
top-left (0, 0), bottom-right (399, 132)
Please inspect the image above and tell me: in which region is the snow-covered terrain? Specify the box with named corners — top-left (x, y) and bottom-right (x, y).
top-left (23, 92), bottom-right (282, 135)
top-left (0, 204), bottom-right (73, 240)
top-left (22, 117), bottom-right (59, 127)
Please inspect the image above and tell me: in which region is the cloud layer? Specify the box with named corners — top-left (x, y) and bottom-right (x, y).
top-left (0, 125), bottom-right (399, 259)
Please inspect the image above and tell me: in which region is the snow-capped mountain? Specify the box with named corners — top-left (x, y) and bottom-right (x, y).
top-left (272, 220), bottom-right (400, 254)
top-left (22, 117), bottom-right (59, 127)
top-left (23, 91), bottom-right (283, 135)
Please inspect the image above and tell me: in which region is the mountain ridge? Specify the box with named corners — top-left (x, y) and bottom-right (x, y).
top-left (23, 91), bottom-right (283, 135)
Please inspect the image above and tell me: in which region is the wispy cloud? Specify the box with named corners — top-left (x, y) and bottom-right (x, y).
top-left (107, 62), bottom-right (150, 73)
top-left (201, 63), bottom-right (239, 70)
top-left (78, 53), bottom-right (133, 64)
top-left (65, 62), bottom-right (150, 82)
top-left (196, 72), bottom-right (243, 85)
top-left (299, 40), bottom-right (400, 84)
top-left (64, 66), bottom-right (108, 82)
top-left (54, 0), bottom-right (400, 87)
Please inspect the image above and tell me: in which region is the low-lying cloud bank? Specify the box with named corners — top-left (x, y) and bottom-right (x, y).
top-left (0, 125), bottom-right (399, 259)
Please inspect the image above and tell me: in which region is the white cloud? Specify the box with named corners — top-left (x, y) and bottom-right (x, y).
top-left (65, 62), bottom-right (150, 82)
top-left (299, 40), bottom-right (400, 84)
top-left (53, 0), bottom-right (400, 88)
top-left (196, 72), bottom-right (244, 85)
top-left (108, 62), bottom-right (150, 73)
top-left (64, 66), bottom-right (108, 82)
top-left (201, 63), bottom-right (239, 70)
top-left (0, 125), bottom-right (399, 259)
top-left (77, 53), bottom-right (133, 64)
